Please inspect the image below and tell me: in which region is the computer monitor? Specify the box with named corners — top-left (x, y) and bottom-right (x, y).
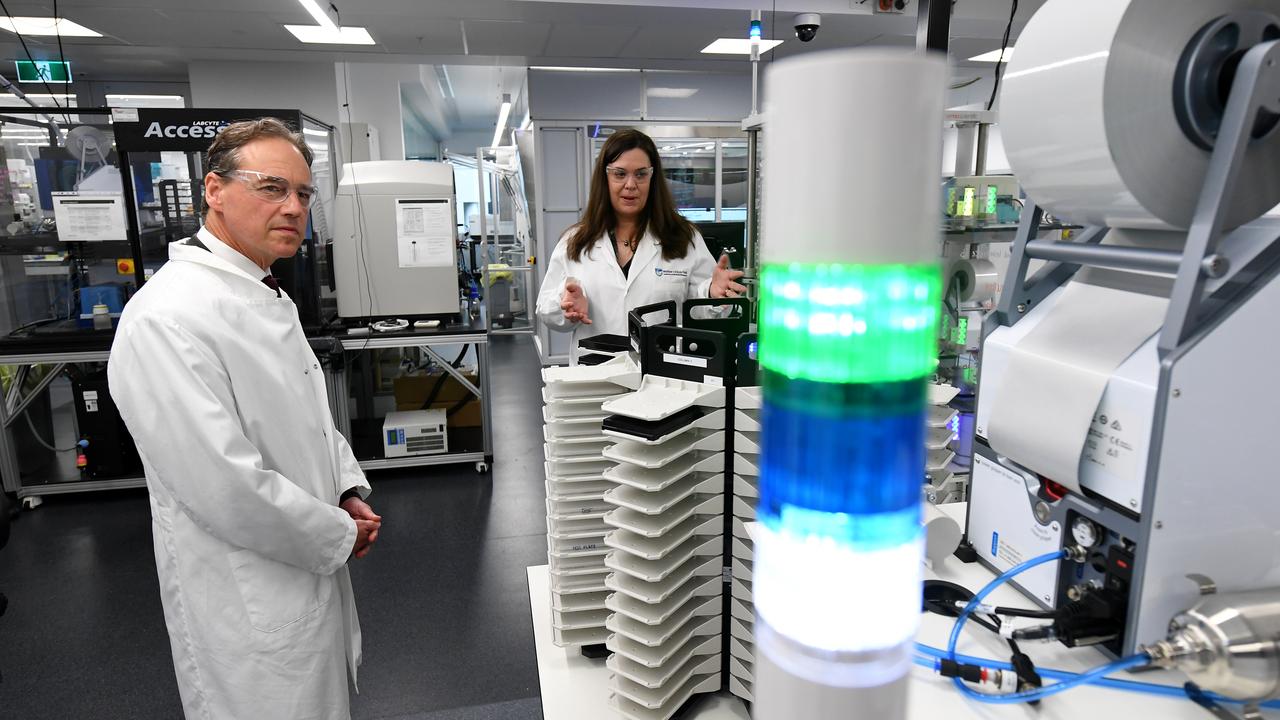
top-left (693, 220), bottom-right (746, 269)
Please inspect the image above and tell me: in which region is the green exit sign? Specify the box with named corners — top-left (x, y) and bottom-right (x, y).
top-left (15, 60), bottom-right (72, 83)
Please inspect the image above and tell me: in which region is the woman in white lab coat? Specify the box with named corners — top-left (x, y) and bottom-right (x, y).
top-left (536, 128), bottom-right (745, 359)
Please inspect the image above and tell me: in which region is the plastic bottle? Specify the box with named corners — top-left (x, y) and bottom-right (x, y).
top-left (92, 304), bottom-right (112, 330)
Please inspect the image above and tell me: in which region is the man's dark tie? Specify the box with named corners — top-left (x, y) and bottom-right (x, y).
top-left (262, 274), bottom-right (281, 297)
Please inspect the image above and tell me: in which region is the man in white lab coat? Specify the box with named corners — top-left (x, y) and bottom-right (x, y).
top-left (108, 118), bottom-right (380, 720)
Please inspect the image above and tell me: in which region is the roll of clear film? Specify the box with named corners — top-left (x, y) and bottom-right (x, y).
top-left (999, 0), bottom-right (1280, 230)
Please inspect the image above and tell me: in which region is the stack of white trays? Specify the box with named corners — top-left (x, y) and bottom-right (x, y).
top-left (543, 356), bottom-right (641, 648)
top-left (727, 385), bottom-right (760, 703)
top-left (925, 384), bottom-right (962, 504)
top-left (599, 375), bottom-right (727, 720)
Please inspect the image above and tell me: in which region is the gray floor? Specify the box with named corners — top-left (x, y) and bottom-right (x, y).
top-left (0, 334), bottom-right (549, 720)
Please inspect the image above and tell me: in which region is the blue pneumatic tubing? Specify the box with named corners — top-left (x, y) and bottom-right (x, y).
top-left (946, 549), bottom-right (1068, 664)
top-left (913, 643), bottom-right (1280, 709)
top-left (920, 651), bottom-right (1150, 704)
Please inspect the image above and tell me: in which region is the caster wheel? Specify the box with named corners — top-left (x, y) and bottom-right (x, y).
top-left (21, 495), bottom-right (43, 510)
top-left (475, 461), bottom-right (490, 474)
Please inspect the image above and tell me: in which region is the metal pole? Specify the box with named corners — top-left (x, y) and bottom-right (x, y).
top-left (746, 128), bottom-right (760, 303)
top-left (974, 123), bottom-right (989, 177)
top-left (916, 0), bottom-right (952, 55)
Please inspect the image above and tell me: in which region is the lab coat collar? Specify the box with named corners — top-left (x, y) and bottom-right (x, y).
top-left (168, 238), bottom-right (281, 299)
top-left (626, 229), bottom-right (660, 289)
top-left (196, 226), bottom-right (272, 283)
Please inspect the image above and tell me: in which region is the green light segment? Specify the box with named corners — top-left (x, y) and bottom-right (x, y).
top-left (759, 263), bottom-right (941, 384)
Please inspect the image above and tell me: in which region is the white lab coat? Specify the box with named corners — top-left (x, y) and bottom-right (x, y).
top-left (108, 240), bottom-right (369, 720)
top-left (536, 228), bottom-right (717, 360)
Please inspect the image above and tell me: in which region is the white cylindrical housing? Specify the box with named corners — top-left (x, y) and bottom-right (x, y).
top-left (999, 0), bottom-right (1280, 230)
top-left (761, 49), bottom-right (946, 266)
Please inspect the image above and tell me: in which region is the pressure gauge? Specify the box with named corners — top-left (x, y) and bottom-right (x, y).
top-left (1072, 518), bottom-right (1101, 548)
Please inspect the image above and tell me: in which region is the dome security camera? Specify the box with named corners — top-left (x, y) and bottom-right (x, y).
top-left (793, 13), bottom-right (821, 42)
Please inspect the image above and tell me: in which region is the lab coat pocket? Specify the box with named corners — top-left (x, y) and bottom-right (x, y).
top-left (228, 549), bottom-right (333, 633)
top-left (657, 274), bottom-right (687, 301)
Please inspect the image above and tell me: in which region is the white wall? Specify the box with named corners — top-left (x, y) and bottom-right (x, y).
top-left (335, 63), bottom-right (426, 163)
top-left (188, 60), bottom-right (340, 128)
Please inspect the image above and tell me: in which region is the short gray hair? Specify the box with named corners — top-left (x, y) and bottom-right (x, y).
top-left (201, 117), bottom-right (312, 217)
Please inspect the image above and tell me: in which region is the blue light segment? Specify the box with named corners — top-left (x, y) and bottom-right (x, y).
top-left (749, 19), bottom-right (763, 39)
top-left (762, 504), bottom-right (921, 551)
top-left (759, 373), bottom-right (926, 520)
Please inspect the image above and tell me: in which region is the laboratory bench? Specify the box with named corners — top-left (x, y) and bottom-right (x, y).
top-left (525, 503), bottom-right (1262, 720)
top-left (1, 316), bottom-right (495, 509)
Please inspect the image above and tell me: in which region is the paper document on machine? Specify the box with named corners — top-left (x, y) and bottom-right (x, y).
top-left (395, 197), bottom-right (453, 268)
top-left (51, 191), bottom-right (128, 242)
top-left (985, 280), bottom-right (1166, 492)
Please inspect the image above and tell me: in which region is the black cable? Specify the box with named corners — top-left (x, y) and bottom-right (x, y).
top-left (991, 605), bottom-right (1057, 620)
top-left (985, 0), bottom-right (1018, 111)
top-left (0, 0), bottom-right (70, 124)
top-left (419, 344), bottom-right (469, 410)
top-left (329, 3), bottom-right (376, 352)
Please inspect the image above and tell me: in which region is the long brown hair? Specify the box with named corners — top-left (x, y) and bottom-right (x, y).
top-left (566, 128), bottom-right (694, 262)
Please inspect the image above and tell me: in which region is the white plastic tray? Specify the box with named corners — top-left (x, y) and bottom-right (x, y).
top-left (928, 404), bottom-right (959, 429)
top-left (544, 430), bottom-right (609, 446)
top-left (545, 439), bottom-right (614, 460)
top-left (734, 385), bottom-right (762, 410)
top-left (730, 637), bottom-right (753, 665)
top-left (729, 597), bottom-right (753, 624)
top-left (611, 670), bottom-right (722, 713)
top-left (552, 624), bottom-right (610, 648)
top-left (605, 575), bottom-right (720, 625)
top-left (604, 477), bottom-right (721, 516)
top-left (732, 432), bottom-right (760, 454)
top-left (548, 519), bottom-right (612, 543)
top-left (605, 536), bottom-right (720, 583)
top-left (552, 607), bottom-right (612, 631)
top-left (545, 479), bottom-right (614, 502)
top-left (927, 448), bottom-right (956, 474)
top-left (542, 380), bottom-right (628, 402)
top-left (548, 552), bottom-right (608, 575)
top-left (729, 655), bottom-right (753, 682)
top-left (602, 375), bottom-right (726, 421)
top-left (542, 356), bottom-right (639, 388)
top-left (729, 617), bottom-right (751, 643)
top-left (928, 383), bottom-right (961, 405)
top-left (604, 516), bottom-right (720, 561)
top-left (548, 561), bottom-right (610, 581)
top-left (604, 496), bottom-right (724, 538)
top-left (603, 431), bottom-right (724, 469)
top-left (733, 454), bottom-right (759, 477)
top-left (608, 651), bottom-right (720, 692)
top-left (607, 626), bottom-right (720, 670)
top-left (732, 409), bottom-right (760, 432)
top-left (729, 674), bottom-right (754, 704)
top-left (551, 590), bottom-right (609, 612)
top-left (544, 398), bottom-right (614, 421)
top-left (731, 537), bottom-right (752, 562)
top-left (926, 426), bottom-right (956, 451)
top-left (731, 496), bottom-right (756, 521)
top-left (602, 409), bottom-right (726, 446)
top-left (603, 454), bottom-right (722, 493)
top-left (546, 421), bottom-right (607, 441)
top-left (605, 556), bottom-right (720, 604)
top-left (731, 576), bottom-right (752, 603)
top-left (543, 406), bottom-right (609, 425)
top-left (548, 572), bottom-right (609, 596)
top-left (605, 596), bottom-right (720, 648)
top-left (732, 475), bottom-right (758, 501)
top-left (546, 456), bottom-right (614, 475)
top-left (731, 557), bottom-right (753, 582)
top-left (546, 498), bottom-right (612, 522)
